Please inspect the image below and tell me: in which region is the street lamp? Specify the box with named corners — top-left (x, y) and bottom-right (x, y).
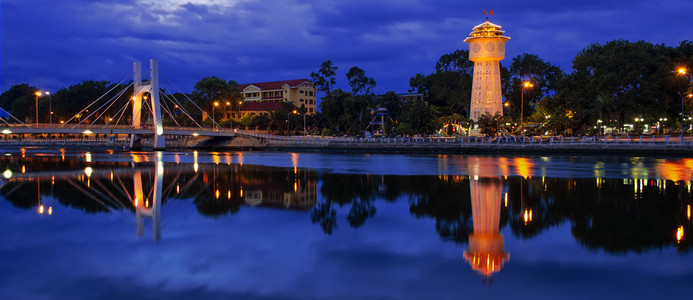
top-left (213, 101), bottom-right (219, 130)
top-left (34, 91), bottom-right (44, 127)
top-left (293, 110), bottom-right (306, 136)
top-left (520, 81), bottom-right (534, 133)
top-left (676, 67), bottom-right (693, 135)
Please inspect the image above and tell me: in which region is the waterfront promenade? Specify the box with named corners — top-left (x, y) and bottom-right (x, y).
top-left (3, 131), bottom-right (693, 156)
top-left (231, 131), bottom-right (693, 155)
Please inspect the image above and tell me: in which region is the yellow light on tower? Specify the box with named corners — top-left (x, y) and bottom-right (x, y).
top-left (678, 67), bottom-right (688, 75)
top-left (677, 225), bottom-right (684, 243)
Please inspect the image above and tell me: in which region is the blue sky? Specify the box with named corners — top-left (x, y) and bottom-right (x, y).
top-left (2, 0), bottom-right (692, 95)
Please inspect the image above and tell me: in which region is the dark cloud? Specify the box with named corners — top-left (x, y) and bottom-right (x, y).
top-left (2, 0), bottom-right (692, 95)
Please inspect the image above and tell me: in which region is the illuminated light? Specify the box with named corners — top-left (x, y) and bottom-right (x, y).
top-left (176, 183), bottom-right (180, 194)
top-left (678, 67), bottom-right (688, 75)
top-left (677, 225), bottom-right (684, 243)
top-left (688, 205), bottom-right (691, 221)
top-left (294, 182), bottom-right (298, 193)
top-left (192, 133), bottom-right (199, 136)
top-left (87, 178), bottom-right (90, 188)
top-left (473, 175), bottom-right (479, 181)
top-left (85, 152), bottom-right (92, 162)
top-left (22, 165), bottom-right (25, 173)
top-left (1, 129), bottom-right (12, 134)
top-left (216, 189), bottom-right (220, 199)
top-left (134, 198), bottom-right (139, 207)
top-left (110, 171), bottom-right (114, 181)
top-left (523, 208), bottom-right (533, 224)
top-left (38, 205), bottom-right (44, 214)
top-left (48, 207), bottom-right (52, 215)
top-left (504, 192), bottom-right (508, 207)
top-left (84, 167), bottom-right (93, 177)
top-left (145, 200), bottom-right (149, 208)
top-left (3, 170), bottom-right (12, 179)
top-left (227, 190), bottom-right (231, 199)
top-left (240, 187), bottom-right (243, 198)
top-left (82, 130), bottom-right (93, 134)
top-left (194, 163), bottom-right (199, 173)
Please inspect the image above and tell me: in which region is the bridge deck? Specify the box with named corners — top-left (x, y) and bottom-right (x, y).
top-left (0, 124), bottom-right (235, 137)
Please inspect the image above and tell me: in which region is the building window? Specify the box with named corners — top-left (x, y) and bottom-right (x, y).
top-left (300, 99), bottom-right (304, 102)
top-left (309, 91), bottom-right (314, 96)
top-left (309, 108), bottom-right (313, 113)
top-left (299, 90), bottom-right (304, 94)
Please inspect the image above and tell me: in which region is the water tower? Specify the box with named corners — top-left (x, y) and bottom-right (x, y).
top-left (464, 19), bottom-right (510, 121)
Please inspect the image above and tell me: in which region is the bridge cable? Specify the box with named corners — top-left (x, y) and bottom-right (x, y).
top-left (160, 87), bottom-right (202, 128)
top-left (162, 74), bottom-right (221, 128)
top-left (0, 107), bottom-right (28, 126)
top-left (77, 82), bottom-right (132, 128)
top-left (157, 91), bottom-right (182, 128)
top-left (60, 76), bottom-right (129, 127)
top-left (84, 82), bottom-right (133, 129)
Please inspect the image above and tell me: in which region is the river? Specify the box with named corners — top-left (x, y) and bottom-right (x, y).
top-left (1, 148), bottom-right (691, 299)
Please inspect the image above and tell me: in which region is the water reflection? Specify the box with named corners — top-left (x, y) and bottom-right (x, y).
top-left (1, 153), bottom-right (691, 256)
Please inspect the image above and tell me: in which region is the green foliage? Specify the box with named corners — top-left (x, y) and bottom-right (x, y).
top-left (310, 60), bottom-right (338, 94)
top-left (476, 112), bottom-right (510, 137)
top-left (192, 76), bottom-right (242, 113)
top-left (346, 66), bottom-right (376, 95)
top-left (397, 96), bottom-right (437, 135)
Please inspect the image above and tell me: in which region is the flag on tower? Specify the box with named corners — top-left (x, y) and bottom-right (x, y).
top-left (483, 9), bottom-right (488, 15)
top-left (489, 9), bottom-right (495, 15)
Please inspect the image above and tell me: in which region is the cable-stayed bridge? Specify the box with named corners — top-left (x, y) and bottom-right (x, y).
top-left (0, 59), bottom-right (235, 150)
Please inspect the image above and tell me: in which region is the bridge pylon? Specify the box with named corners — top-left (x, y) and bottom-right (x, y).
top-left (130, 59), bottom-right (166, 150)
top-left (135, 152), bottom-right (164, 242)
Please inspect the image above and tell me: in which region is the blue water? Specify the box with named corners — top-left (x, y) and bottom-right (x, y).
top-left (0, 149), bottom-right (691, 299)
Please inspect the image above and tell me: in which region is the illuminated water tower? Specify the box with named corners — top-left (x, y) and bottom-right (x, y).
top-left (464, 18), bottom-right (510, 121)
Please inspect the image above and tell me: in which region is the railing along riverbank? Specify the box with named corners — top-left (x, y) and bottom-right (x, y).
top-left (234, 130), bottom-right (693, 155)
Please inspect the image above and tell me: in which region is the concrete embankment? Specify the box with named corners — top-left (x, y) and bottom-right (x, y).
top-left (222, 136), bottom-right (693, 156)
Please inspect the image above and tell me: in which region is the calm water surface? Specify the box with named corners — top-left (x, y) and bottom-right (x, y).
top-left (1, 149), bottom-right (692, 299)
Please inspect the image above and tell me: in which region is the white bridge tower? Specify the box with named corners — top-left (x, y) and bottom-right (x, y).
top-left (131, 59), bottom-right (166, 150)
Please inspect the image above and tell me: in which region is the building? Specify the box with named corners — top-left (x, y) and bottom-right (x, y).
top-left (464, 19), bottom-right (510, 121)
top-left (236, 79), bottom-right (317, 118)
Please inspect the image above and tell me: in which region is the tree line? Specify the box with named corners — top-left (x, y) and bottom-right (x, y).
top-left (2, 39), bottom-right (692, 136)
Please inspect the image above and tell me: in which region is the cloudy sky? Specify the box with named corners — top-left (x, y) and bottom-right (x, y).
top-left (2, 0), bottom-right (692, 95)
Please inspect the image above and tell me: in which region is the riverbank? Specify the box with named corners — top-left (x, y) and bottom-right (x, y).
top-left (224, 134), bottom-right (693, 156)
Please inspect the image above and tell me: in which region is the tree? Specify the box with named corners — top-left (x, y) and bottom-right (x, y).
top-left (408, 50), bottom-right (474, 116)
top-left (310, 60), bottom-right (338, 94)
top-left (192, 76), bottom-right (241, 110)
top-left (505, 53), bottom-right (564, 122)
top-left (476, 112), bottom-right (510, 137)
top-left (346, 66), bottom-right (376, 95)
top-left (0, 83), bottom-right (37, 122)
top-left (397, 96), bottom-right (437, 135)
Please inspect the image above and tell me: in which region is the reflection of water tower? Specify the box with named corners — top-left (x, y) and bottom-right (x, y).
top-left (464, 166), bottom-right (509, 277)
top-left (464, 18), bottom-right (510, 121)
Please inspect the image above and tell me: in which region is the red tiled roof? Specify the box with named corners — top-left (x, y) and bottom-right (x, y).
top-left (240, 101), bottom-right (297, 112)
top-left (239, 79), bottom-right (312, 91)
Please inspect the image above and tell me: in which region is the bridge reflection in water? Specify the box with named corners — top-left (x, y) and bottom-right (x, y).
top-left (0, 152), bottom-right (317, 242)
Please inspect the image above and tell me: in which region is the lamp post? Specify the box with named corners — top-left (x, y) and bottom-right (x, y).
top-left (676, 68), bottom-right (693, 136)
top-left (293, 110), bottom-right (306, 136)
top-left (44, 91), bottom-right (52, 126)
top-left (520, 81), bottom-right (534, 133)
top-left (213, 101), bottom-right (219, 130)
top-left (34, 91), bottom-right (42, 127)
